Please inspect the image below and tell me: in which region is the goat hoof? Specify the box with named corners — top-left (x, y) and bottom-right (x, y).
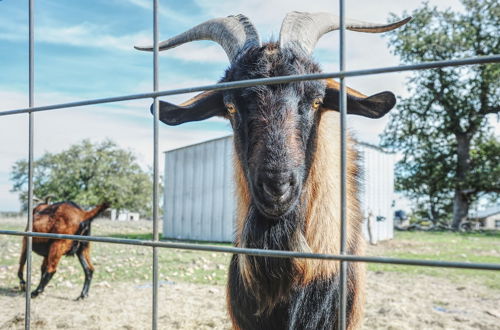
top-left (19, 282), bottom-right (26, 292)
top-left (75, 294), bottom-right (88, 301)
top-left (30, 291), bottom-right (40, 298)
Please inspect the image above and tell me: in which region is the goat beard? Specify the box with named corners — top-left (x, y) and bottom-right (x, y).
top-left (238, 205), bottom-right (311, 315)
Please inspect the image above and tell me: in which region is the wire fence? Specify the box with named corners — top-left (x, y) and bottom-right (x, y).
top-left (0, 1), bottom-right (499, 329)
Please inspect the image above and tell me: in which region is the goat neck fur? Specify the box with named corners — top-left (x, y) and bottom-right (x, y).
top-left (229, 95), bottom-right (365, 328)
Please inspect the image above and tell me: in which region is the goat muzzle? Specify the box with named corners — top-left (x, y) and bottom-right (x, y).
top-left (252, 169), bottom-right (301, 218)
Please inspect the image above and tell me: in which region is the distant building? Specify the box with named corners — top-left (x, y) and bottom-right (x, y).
top-left (110, 209), bottom-right (140, 221)
top-left (163, 135), bottom-right (395, 242)
top-left (469, 205), bottom-right (500, 230)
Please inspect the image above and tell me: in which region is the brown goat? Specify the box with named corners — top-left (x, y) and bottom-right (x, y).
top-left (32, 195), bottom-right (54, 213)
top-left (18, 201), bottom-right (109, 299)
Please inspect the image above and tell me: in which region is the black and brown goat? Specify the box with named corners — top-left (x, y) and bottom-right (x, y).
top-left (18, 201), bottom-right (109, 299)
top-left (136, 12), bottom-right (410, 329)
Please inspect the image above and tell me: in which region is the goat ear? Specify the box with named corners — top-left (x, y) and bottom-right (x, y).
top-left (150, 90), bottom-right (226, 125)
top-left (322, 79), bottom-right (396, 119)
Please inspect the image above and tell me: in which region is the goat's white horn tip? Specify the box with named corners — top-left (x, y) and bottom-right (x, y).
top-left (134, 45), bottom-right (152, 51)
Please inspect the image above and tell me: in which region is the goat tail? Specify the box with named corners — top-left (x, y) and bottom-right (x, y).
top-left (82, 202), bottom-right (110, 223)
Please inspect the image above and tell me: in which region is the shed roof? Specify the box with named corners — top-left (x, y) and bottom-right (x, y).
top-left (164, 134), bottom-right (394, 154)
top-left (470, 205), bottom-right (500, 219)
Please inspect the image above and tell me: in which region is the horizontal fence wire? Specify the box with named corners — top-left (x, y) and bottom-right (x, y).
top-left (1, 55), bottom-right (499, 117)
top-left (1, 229), bottom-right (499, 271)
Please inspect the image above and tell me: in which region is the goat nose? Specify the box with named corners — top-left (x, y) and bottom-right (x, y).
top-left (260, 172), bottom-right (294, 201)
top-left (262, 181), bottom-right (291, 198)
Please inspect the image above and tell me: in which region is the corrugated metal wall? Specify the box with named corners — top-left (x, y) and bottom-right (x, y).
top-left (164, 136), bottom-right (395, 242)
top-left (358, 143), bottom-right (395, 242)
top-left (163, 136), bottom-right (235, 241)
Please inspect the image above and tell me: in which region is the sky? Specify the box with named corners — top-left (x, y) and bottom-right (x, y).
top-left (0, 0), bottom-right (470, 211)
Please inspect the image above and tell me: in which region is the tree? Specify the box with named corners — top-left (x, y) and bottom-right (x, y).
top-left (381, 0), bottom-right (500, 229)
top-left (11, 139), bottom-right (155, 217)
top-left (393, 131), bottom-right (454, 224)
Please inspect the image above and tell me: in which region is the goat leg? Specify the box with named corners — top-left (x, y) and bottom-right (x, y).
top-left (32, 242), bottom-right (64, 298)
top-left (76, 247), bottom-right (94, 300)
top-left (17, 237), bottom-right (27, 291)
top-left (31, 271), bottom-right (55, 298)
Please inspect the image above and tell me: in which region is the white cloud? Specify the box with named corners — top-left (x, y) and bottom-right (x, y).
top-left (0, 89), bottom-right (231, 211)
top-left (158, 43), bottom-right (228, 64)
top-left (122, 0), bottom-right (193, 24)
top-left (36, 23), bottom-right (148, 52)
top-left (132, 76), bottom-right (225, 104)
top-left (1, 16), bottom-right (228, 65)
top-left (0, 16), bottom-right (150, 53)
top-left (0, 183), bottom-right (20, 211)
top-left (0, 90), bottom-right (231, 162)
top-left (194, 0), bottom-right (463, 29)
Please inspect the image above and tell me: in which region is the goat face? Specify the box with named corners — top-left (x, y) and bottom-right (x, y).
top-left (223, 46), bottom-right (325, 218)
top-left (136, 13), bottom-right (410, 218)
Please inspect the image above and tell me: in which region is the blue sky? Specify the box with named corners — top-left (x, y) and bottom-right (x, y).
top-left (0, 0), bottom-right (470, 211)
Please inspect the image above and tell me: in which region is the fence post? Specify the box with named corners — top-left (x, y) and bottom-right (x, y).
top-left (25, 0), bottom-right (35, 329)
top-left (338, 0), bottom-right (348, 329)
top-left (152, 0), bottom-right (160, 329)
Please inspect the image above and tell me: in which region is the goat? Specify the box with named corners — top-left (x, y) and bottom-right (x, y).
top-left (18, 201), bottom-right (109, 300)
top-left (136, 12), bottom-right (410, 329)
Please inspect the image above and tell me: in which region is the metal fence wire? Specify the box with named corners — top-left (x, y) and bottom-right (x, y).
top-left (0, 1), bottom-right (499, 329)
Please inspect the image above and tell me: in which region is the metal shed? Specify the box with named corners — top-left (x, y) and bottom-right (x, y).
top-left (163, 136), bottom-right (236, 242)
top-left (358, 143), bottom-right (395, 242)
top-left (163, 136), bottom-right (395, 242)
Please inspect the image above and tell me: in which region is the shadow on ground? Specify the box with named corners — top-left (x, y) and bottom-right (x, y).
top-left (0, 286), bottom-right (23, 297)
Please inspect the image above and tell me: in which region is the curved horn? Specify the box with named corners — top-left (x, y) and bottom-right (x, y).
top-left (279, 12), bottom-right (411, 55)
top-left (134, 14), bottom-right (261, 63)
top-left (43, 194), bottom-right (55, 204)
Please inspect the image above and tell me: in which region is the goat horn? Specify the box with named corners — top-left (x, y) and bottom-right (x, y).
top-left (134, 14), bottom-right (261, 63)
top-left (279, 12), bottom-right (411, 55)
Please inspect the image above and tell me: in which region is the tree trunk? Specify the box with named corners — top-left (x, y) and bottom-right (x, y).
top-left (429, 198), bottom-right (439, 225)
top-left (452, 191), bottom-right (469, 230)
top-left (451, 133), bottom-right (471, 230)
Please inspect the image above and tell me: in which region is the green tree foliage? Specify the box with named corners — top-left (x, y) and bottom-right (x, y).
top-left (11, 139), bottom-right (154, 217)
top-left (381, 0), bottom-right (499, 228)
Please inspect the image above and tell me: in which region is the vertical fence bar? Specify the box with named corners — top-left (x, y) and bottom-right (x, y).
top-left (25, 0), bottom-right (35, 329)
top-left (338, 0), bottom-right (348, 329)
top-left (152, 0), bottom-right (160, 329)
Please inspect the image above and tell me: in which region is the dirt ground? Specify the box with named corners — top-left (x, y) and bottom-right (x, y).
top-left (1, 271), bottom-right (498, 330)
top-left (1, 219), bottom-right (498, 329)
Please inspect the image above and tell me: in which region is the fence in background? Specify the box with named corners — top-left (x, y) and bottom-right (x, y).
top-left (0, 1), bottom-right (499, 329)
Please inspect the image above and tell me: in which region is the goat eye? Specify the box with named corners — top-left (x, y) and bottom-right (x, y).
top-left (226, 103), bottom-right (237, 115)
top-left (312, 98), bottom-right (322, 110)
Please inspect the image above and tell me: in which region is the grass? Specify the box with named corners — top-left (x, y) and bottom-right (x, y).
top-left (367, 231), bottom-right (500, 289)
top-left (0, 219), bottom-right (231, 290)
top-left (0, 218), bottom-right (498, 291)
